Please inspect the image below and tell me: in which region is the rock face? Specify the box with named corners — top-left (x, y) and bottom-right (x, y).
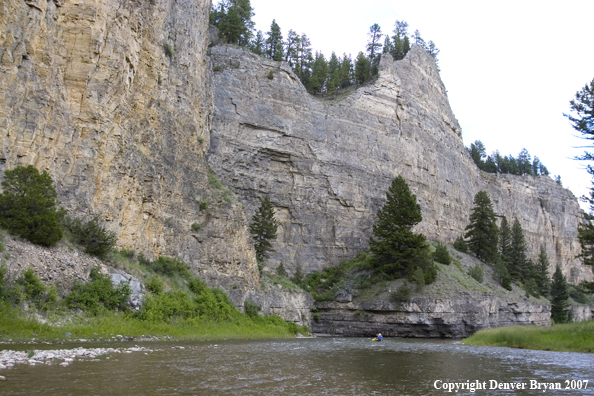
top-left (0, 0), bottom-right (259, 289)
top-left (208, 45), bottom-right (593, 284)
top-left (229, 288), bottom-right (313, 327)
top-left (313, 295), bottom-right (551, 338)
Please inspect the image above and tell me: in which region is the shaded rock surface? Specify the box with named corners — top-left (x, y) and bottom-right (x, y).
top-left (0, 0), bottom-right (259, 289)
top-left (208, 44), bottom-right (593, 284)
top-left (313, 295), bottom-right (551, 338)
top-left (229, 288), bottom-right (313, 326)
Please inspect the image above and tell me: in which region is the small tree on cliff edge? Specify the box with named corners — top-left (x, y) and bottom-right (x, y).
top-left (369, 175), bottom-right (435, 283)
top-left (464, 190), bottom-right (498, 263)
top-left (249, 195), bottom-right (278, 263)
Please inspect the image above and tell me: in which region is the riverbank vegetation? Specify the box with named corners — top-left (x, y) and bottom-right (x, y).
top-left (0, 166), bottom-right (308, 342)
top-left (462, 320), bottom-right (594, 353)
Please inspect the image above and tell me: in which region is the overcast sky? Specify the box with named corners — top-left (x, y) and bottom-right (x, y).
top-left (247, 0), bottom-right (594, 209)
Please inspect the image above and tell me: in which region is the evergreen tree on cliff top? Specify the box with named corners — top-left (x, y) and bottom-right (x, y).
top-left (550, 265), bottom-right (570, 323)
top-left (210, 0), bottom-right (255, 47)
top-left (464, 191), bottom-right (498, 263)
top-left (249, 195), bottom-right (278, 262)
top-left (370, 175), bottom-right (435, 283)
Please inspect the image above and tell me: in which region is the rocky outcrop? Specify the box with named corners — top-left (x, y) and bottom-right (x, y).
top-left (313, 294), bottom-right (551, 338)
top-left (208, 45), bottom-right (593, 284)
top-left (229, 288), bottom-right (313, 326)
top-left (0, 0), bottom-right (259, 289)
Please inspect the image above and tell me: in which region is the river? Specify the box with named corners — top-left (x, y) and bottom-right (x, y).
top-left (1, 338), bottom-right (593, 395)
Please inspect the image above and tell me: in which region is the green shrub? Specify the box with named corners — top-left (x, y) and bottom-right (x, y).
top-left (191, 222), bottom-right (202, 232)
top-left (213, 65), bottom-right (222, 72)
top-left (244, 300), bottom-right (261, 318)
top-left (207, 169), bottom-right (223, 190)
top-left (163, 42), bottom-right (174, 59)
top-left (145, 276), bottom-right (164, 295)
top-left (413, 267), bottom-right (425, 292)
top-left (0, 165), bottom-right (64, 246)
top-left (197, 136), bottom-right (205, 145)
top-left (569, 285), bottom-right (590, 304)
top-left (292, 264), bottom-right (304, 286)
top-left (276, 263), bottom-right (288, 277)
top-left (66, 267), bottom-right (131, 314)
top-left (18, 268), bottom-right (46, 302)
top-left (433, 242), bottom-right (451, 265)
top-left (0, 240), bottom-right (4, 253)
top-left (136, 290), bottom-right (195, 322)
top-left (267, 71), bottom-right (274, 80)
top-left (391, 283), bottom-right (411, 303)
top-left (199, 199), bottom-right (208, 211)
top-left (453, 235), bottom-right (468, 253)
top-left (63, 216), bottom-right (117, 259)
top-left (120, 249), bottom-right (135, 259)
top-left (139, 255), bottom-right (191, 279)
top-left (468, 264), bottom-right (484, 284)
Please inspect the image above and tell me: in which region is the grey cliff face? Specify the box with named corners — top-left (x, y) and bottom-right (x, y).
top-left (0, 0), bottom-right (259, 289)
top-left (208, 45), bottom-right (593, 284)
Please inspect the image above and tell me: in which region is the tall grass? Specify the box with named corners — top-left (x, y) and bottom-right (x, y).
top-left (462, 320), bottom-right (594, 353)
top-left (0, 303), bottom-right (306, 342)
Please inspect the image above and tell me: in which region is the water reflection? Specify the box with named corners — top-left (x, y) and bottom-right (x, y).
top-left (1, 338), bottom-right (592, 395)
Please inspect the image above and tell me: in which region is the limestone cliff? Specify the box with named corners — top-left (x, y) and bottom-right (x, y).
top-left (208, 45), bottom-right (593, 284)
top-left (0, 0), bottom-right (259, 289)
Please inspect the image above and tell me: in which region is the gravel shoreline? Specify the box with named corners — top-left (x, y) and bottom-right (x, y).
top-left (0, 345), bottom-right (153, 373)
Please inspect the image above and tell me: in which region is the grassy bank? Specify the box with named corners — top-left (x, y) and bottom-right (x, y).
top-left (0, 303), bottom-right (306, 343)
top-left (462, 320), bottom-right (594, 353)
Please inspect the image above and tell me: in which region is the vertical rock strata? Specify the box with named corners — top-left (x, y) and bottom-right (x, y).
top-left (208, 45), bottom-right (593, 284)
top-left (0, 0), bottom-right (259, 288)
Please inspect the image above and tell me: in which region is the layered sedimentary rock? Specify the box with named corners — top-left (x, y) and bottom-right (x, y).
top-left (312, 295), bottom-right (551, 338)
top-left (0, 0), bottom-right (259, 288)
top-left (208, 45), bottom-right (593, 283)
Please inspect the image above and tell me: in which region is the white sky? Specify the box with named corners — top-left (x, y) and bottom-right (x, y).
top-left (248, 0), bottom-right (594, 209)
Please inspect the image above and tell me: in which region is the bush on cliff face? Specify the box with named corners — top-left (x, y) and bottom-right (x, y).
top-left (0, 166), bottom-right (64, 246)
top-left (433, 242), bottom-right (451, 265)
top-left (63, 216), bottom-right (117, 259)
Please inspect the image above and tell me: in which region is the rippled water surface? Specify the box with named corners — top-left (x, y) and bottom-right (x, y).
top-left (1, 338), bottom-right (593, 395)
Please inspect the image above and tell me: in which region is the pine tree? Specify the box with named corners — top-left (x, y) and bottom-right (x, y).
top-left (369, 175), bottom-right (434, 282)
top-left (249, 30), bottom-right (265, 55)
top-left (550, 266), bottom-right (570, 323)
top-left (294, 34), bottom-right (313, 86)
top-left (0, 165), bottom-right (64, 246)
top-left (382, 36), bottom-right (393, 55)
top-left (536, 246), bottom-right (551, 297)
top-left (464, 191), bottom-right (498, 263)
top-left (326, 52), bottom-right (340, 96)
top-left (509, 218), bottom-right (528, 281)
top-left (276, 263), bottom-right (288, 277)
top-left (498, 216), bottom-right (512, 263)
top-left (355, 52), bottom-right (370, 85)
top-left (284, 29), bottom-right (299, 66)
top-left (309, 51), bottom-right (328, 94)
top-left (265, 19), bottom-right (284, 61)
top-left (249, 195), bottom-right (278, 262)
top-left (210, 0), bottom-right (255, 47)
top-left (339, 54), bottom-right (353, 89)
top-left (366, 23), bottom-right (383, 76)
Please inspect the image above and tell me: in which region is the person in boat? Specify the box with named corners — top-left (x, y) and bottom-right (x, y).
top-left (375, 333), bottom-right (383, 341)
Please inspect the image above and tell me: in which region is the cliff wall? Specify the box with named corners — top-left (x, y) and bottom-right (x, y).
top-left (313, 295), bottom-right (551, 338)
top-left (208, 45), bottom-right (593, 284)
top-left (0, 0), bottom-right (259, 289)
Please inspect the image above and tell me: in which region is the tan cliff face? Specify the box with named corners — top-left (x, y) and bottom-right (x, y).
top-left (0, 0), bottom-right (259, 289)
top-left (208, 45), bottom-right (593, 284)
